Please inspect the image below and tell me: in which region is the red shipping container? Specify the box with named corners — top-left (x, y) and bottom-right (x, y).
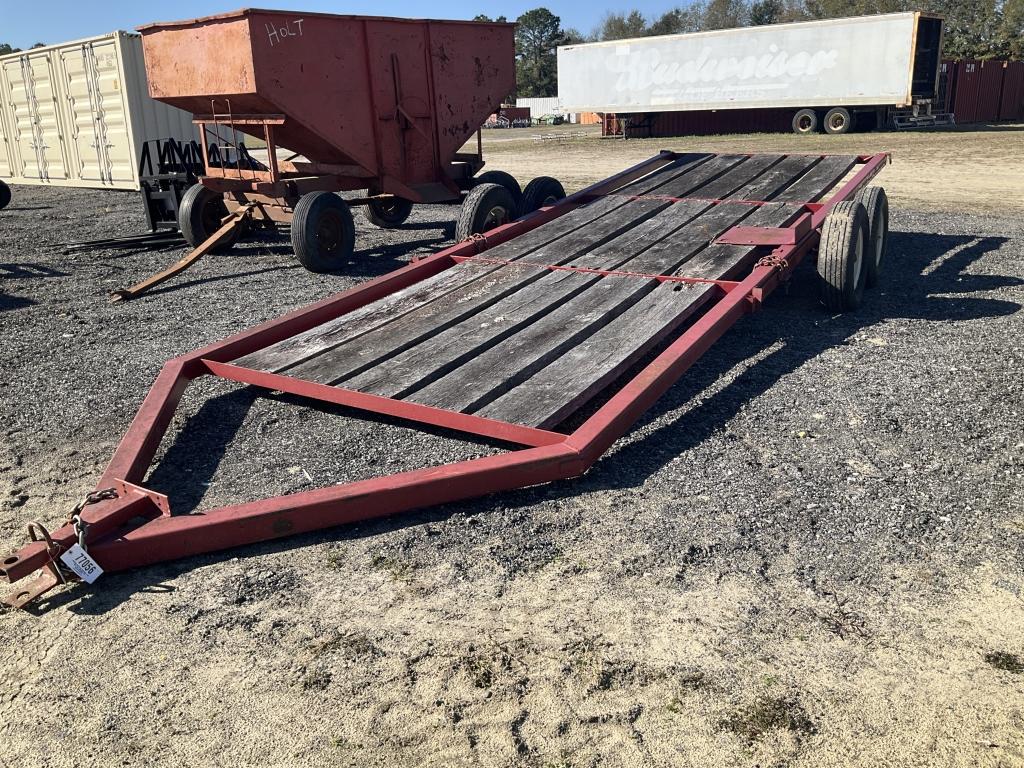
top-left (952, 60), bottom-right (983, 123)
top-left (999, 61), bottom-right (1024, 120)
top-left (978, 60), bottom-right (1004, 121)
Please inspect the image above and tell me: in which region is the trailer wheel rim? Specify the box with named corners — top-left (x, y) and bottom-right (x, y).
top-left (828, 113), bottom-right (846, 131)
top-left (797, 115), bottom-right (813, 131)
top-left (317, 210), bottom-right (344, 253)
top-left (852, 228), bottom-right (864, 283)
top-left (201, 196), bottom-right (227, 238)
top-left (484, 205), bottom-right (510, 230)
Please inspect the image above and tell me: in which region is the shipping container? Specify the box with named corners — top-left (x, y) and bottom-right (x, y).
top-left (559, 11), bottom-right (944, 134)
top-left (999, 61), bottom-right (1024, 120)
top-left (0, 31), bottom-right (197, 191)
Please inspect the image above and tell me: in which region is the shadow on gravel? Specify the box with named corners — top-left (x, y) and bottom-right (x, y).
top-left (37, 227), bottom-right (1023, 613)
top-left (0, 262), bottom-right (66, 312)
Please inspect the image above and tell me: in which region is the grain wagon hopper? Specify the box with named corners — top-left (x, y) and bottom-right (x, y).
top-left (111, 8), bottom-right (565, 299)
top-left (2, 150), bottom-right (891, 609)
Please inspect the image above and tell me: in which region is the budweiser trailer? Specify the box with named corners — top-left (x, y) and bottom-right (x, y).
top-left (558, 12), bottom-right (947, 135)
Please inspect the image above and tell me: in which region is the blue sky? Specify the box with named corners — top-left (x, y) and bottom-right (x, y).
top-left (2, 0), bottom-right (681, 49)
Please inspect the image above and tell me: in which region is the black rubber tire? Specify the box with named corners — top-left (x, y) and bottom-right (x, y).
top-left (824, 107), bottom-right (853, 135)
top-left (854, 186), bottom-right (889, 288)
top-left (0, 180), bottom-right (11, 211)
top-left (455, 183), bottom-right (516, 241)
top-left (291, 192), bottom-right (356, 273)
top-left (178, 183), bottom-right (238, 254)
top-left (365, 197), bottom-right (413, 228)
top-left (817, 200), bottom-right (869, 312)
top-left (520, 176), bottom-right (566, 214)
top-left (475, 170), bottom-right (522, 214)
top-left (792, 109), bottom-right (818, 135)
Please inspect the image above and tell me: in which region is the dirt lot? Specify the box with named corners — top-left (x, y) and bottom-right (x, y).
top-left (480, 123), bottom-right (1024, 215)
top-left (1, 126), bottom-right (1023, 767)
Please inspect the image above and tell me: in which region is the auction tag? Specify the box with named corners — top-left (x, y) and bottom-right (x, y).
top-left (59, 544), bottom-right (104, 584)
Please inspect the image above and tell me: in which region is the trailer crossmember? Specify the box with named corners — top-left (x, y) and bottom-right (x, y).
top-left (1, 150), bottom-right (889, 609)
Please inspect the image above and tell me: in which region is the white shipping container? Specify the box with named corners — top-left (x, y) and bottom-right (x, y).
top-left (0, 31), bottom-right (198, 191)
top-left (558, 12), bottom-right (943, 114)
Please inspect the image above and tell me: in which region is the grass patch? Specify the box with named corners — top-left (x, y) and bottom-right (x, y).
top-left (720, 696), bottom-right (816, 744)
top-left (984, 650), bottom-right (1024, 673)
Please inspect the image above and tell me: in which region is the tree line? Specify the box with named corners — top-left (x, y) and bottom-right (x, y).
top-left (0, 43), bottom-right (46, 55)
top-left (480, 0), bottom-right (1023, 97)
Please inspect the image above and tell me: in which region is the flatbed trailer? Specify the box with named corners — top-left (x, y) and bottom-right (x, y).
top-left (1, 150), bottom-right (889, 609)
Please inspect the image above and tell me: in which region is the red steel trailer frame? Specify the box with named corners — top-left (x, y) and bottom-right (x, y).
top-left (1, 150), bottom-right (889, 609)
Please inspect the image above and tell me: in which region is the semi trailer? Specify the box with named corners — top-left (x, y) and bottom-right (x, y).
top-left (557, 11), bottom-right (946, 135)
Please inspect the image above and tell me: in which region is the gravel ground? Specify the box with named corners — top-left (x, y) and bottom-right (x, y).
top-left (1, 181), bottom-right (1023, 767)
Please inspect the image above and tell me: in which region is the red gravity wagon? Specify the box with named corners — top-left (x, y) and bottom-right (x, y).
top-left (133, 9), bottom-right (565, 275)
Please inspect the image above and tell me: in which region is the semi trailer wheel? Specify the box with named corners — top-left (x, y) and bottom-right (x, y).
top-left (475, 170), bottom-right (522, 214)
top-left (792, 109), bottom-right (818, 134)
top-left (824, 107), bottom-right (853, 135)
top-left (291, 192), bottom-right (356, 273)
top-left (854, 186), bottom-right (889, 287)
top-left (816, 200), bottom-right (869, 312)
top-left (0, 179), bottom-right (11, 210)
top-left (178, 184), bottom-right (239, 253)
top-left (455, 183), bottom-right (516, 241)
top-left (520, 176), bottom-right (566, 214)
top-left (365, 196), bottom-right (413, 228)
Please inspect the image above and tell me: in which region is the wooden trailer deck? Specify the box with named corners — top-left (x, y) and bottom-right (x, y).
top-left (234, 152), bottom-right (860, 430)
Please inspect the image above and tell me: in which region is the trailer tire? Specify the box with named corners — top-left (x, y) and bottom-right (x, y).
top-left (824, 107), bottom-right (853, 135)
top-left (521, 176), bottom-right (566, 214)
top-left (854, 186), bottom-right (888, 288)
top-left (178, 184), bottom-right (239, 254)
top-left (291, 192), bottom-right (356, 273)
top-left (0, 180), bottom-right (11, 211)
top-left (792, 109), bottom-right (818, 134)
top-left (817, 200), bottom-right (869, 312)
top-left (365, 197), bottom-right (413, 228)
top-left (475, 170), bottom-right (522, 213)
top-left (455, 183), bottom-right (517, 241)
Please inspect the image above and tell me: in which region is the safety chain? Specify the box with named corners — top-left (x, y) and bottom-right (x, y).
top-left (465, 233), bottom-right (489, 254)
top-left (64, 488), bottom-right (119, 553)
top-left (755, 253), bottom-right (789, 271)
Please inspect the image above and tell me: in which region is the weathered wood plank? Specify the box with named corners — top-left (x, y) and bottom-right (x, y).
top-left (680, 154), bottom-right (784, 200)
top-left (236, 155), bottom-right (717, 373)
top-left (476, 281), bottom-right (714, 429)
top-left (476, 202), bottom-right (804, 427)
top-left (733, 155), bottom-right (822, 201)
top-left (284, 199), bottom-right (673, 384)
top-left (408, 200), bottom-right (768, 413)
top-left (343, 152), bottom-right (795, 401)
top-left (368, 156), bottom-right (790, 409)
top-left (774, 155), bottom-right (858, 202)
top-left (406, 276), bottom-right (659, 412)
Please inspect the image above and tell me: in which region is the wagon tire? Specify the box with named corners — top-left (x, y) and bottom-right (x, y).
top-left (365, 197), bottom-right (413, 228)
top-left (455, 183), bottom-right (517, 242)
top-left (521, 176), bottom-right (566, 214)
top-left (291, 192), bottom-right (356, 273)
top-left (792, 109), bottom-right (818, 135)
top-left (824, 107), bottom-right (853, 135)
top-left (0, 180), bottom-right (11, 211)
top-left (853, 186), bottom-right (888, 288)
top-left (178, 184), bottom-right (239, 254)
top-left (475, 170), bottom-right (522, 213)
top-left (817, 200), bottom-right (869, 312)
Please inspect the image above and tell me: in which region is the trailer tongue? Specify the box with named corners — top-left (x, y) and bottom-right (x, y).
top-left (1, 150), bottom-right (889, 609)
